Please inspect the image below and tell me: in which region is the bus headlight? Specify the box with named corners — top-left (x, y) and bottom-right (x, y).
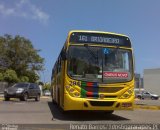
top-left (65, 86), bottom-right (80, 98)
top-left (120, 88), bottom-right (134, 99)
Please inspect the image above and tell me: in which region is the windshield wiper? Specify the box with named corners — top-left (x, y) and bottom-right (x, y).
top-left (84, 44), bottom-right (99, 64)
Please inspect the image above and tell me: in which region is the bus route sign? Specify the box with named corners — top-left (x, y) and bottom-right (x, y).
top-left (69, 32), bottom-right (131, 47)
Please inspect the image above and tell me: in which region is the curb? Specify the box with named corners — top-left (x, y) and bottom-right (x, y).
top-left (41, 96), bottom-right (51, 99)
top-left (134, 104), bottom-right (160, 110)
top-left (0, 96), bottom-right (51, 101)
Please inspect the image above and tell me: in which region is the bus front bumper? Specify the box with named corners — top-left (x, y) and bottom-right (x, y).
top-left (63, 94), bottom-right (134, 111)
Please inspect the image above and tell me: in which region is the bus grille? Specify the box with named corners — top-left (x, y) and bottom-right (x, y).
top-left (89, 101), bottom-right (114, 106)
top-left (81, 82), bottom-right (124, 98)
top-left (85, 87), bottom-right (124, 93)
top-left (98, 87), bottom-right (124, 93)
top-left (105, 96), bottom-right (117, 98)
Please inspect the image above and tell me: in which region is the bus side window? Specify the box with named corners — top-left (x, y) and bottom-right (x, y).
top-left (57, 57), bottom-right (62, 73)
top-left (51, 68), bottom-right (54, 80)
top-left (56, 62), bottom-right (58, 74)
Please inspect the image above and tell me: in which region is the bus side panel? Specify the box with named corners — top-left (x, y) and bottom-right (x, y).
top-left (60, 60), bottom-right (65, 109)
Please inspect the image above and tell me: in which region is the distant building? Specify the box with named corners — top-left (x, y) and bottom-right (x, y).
top-left (134, 73), bottom-right (144, 94)
top-left (140, 78), bottom-right (143, 88)
top-left (143, 68), bottom-right (160, 95)
top-left (135, 73), bottom-right (143, 89)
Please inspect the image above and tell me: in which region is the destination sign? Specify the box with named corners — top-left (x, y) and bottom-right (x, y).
top-left (69, 32), bottom-right (131, 47)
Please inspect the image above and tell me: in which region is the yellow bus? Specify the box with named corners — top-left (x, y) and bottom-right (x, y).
top-left (51, 30), bottom-right (134, 113)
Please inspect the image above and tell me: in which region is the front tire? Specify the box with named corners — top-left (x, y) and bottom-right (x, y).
top-left (35, 94), bottom-right (40, 101)
top-left (151, 96), bottom-right (157, 100)
top-left (4, 97), bottom-right (10, 101)
top-left (137, 96), bottom-right (142, 99)
top-left (22, 93), bottom-right (28, 101)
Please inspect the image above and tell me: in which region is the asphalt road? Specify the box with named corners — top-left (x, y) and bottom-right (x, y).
top-left (0, 98), bottom-right (160, 130)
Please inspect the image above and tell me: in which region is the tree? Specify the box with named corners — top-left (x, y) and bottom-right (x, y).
top-left (3, 69), bottom-right (19, 83)
top-left (0, 73), bottom-right (4, 81)
top-left (19, 76), bottom-right (29, 82)
top-left (43, 82), bottom-right (51, 91)
top-left (0, 34), bottom-right (44, 83)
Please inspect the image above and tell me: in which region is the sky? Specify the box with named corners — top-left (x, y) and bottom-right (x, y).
top-left (0, 0), bottom-right (160, 82)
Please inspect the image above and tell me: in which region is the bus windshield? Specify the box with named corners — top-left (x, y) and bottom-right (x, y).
top-left (67, 45), bottom-right (133, 83)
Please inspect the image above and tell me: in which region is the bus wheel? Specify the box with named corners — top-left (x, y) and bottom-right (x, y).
top-left (58, 88), bottom-right (60, 106)
top-left (151, 96), bottom-right (155, 100)
top-left (105, 110), bottom-right (114, 114)
top-left (52, 99), bottom-right (56, 104)
top-left (51, 91), bottom-right (56, 104)
top-left (60, 109), bottom-right (70, 114)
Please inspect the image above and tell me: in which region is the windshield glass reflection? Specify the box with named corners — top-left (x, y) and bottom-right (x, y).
top-left (67, 46), bottom-right (133, 83)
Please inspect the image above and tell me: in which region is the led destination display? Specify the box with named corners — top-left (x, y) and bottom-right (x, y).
top-left (70, 32), bottom-right (131, 47)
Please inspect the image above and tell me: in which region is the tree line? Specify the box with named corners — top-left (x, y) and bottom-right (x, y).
top-left (0, 34), bottom-right (44, 83)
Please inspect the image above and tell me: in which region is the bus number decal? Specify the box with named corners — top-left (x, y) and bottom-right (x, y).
top-left (69, 80), bottom-right (81, 86)
top-left (79, 35), bottom-right (88, 42)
